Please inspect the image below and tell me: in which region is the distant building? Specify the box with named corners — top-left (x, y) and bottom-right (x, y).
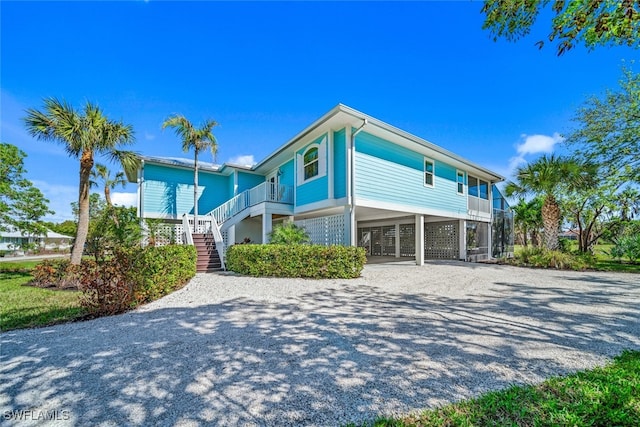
top-left (0, 226), bottom-right (73, 253)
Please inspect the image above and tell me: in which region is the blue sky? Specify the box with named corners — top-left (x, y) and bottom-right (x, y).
top-left (1, 1), bottom-right (637, 222)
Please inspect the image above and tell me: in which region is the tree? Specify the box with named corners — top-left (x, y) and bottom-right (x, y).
top-left (24, 98), bottom-right (139, 265)
top-left (505, 155), bottom-right (587, 250)
top-left (511, 197), bottom-right (543, 247)
top-left (162, 115), bottom-right (218, 228)
top-left (85, 206), bottom-right (142, 261)
top-left (71, 193), bottom-right (106, 222)
top-left (46, 220), bottom-right (77, 237)
top-left (268, 222), bottom-right (311, 245)
top-left (481, 1), bottom-right (640, 55)
top-left (566, 68), bottom-right (640, 183)
top-left (0, 143), bottom-right (53, 237)
top-left (91, 163), bottom-right (127, 207)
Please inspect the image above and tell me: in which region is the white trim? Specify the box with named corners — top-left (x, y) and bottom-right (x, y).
top-left (356, 197), bottom-right (472, 221)
top-left (328, 130), bottom-right (334, 199)
top-left (297, 136), bottom-right (327, 186)
top-left (423, 157), bottom-right (435, 188)
top-left (233, 170), bottom-right (239, 196)
top-left (294, 197), bottom-right (348, 214)
top-left (346, 126), bottom-right (352, 204)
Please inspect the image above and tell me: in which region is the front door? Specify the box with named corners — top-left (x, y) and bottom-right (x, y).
top-left (266, 173), bottom-right (278, 201)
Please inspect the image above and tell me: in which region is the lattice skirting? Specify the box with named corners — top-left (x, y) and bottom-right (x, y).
top-left (294, 214), bottom-right (346, 246)
top-left (424, 221), bottom-right (459, 259)
top-left (143, 222), bottom-right (184, 247)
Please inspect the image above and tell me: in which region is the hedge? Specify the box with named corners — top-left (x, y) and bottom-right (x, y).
top-left (31, 244), bottom-right (197, 315)
top-left (226, 244), bottom-right (366, 278)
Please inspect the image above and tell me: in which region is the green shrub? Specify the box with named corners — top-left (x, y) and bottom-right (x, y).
top-left (32, 245), bottom-right (197, 315)
top-left (509, 247), bottom-right (589, 270)
top-left (610, 235), bottom-right (640, 263)
top-left (226, 244), bottom-right (366, 279)
top-left (121, 244), bottom-right (197, 304)
top-left (79, 245), bottom-right (196, 315)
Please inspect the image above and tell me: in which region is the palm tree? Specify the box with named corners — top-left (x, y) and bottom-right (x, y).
top-left (511, 197), bottom-right (543, 247)
top-left (162, 115), bottom-right (218, 229)
top-left (91, 163), bottom-right (127, 207)
top-left (505, 155), bottom-right (584, 251)
top-left (24, 98), bottom-right (138, 265)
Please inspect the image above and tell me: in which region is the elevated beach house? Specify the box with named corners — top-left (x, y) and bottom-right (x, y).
top-left (130, 104), bottom-right (513, 271)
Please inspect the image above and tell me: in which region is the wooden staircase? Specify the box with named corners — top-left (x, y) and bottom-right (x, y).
top-left (192, 233), bottom-right (223, 273)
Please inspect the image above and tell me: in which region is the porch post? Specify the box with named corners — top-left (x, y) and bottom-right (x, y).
top-left (395, 222), bottom-right (400, 258)
top-left (228, 224), bottom-right (236, 246)
top-left (343, 206), bottom-right (353, 246)
top-left (459, 219), bottom-right (467, 261)
top-left (262, 212), bottom-right (272, 244)
top-left (415, 214), bottom-right (424, 266)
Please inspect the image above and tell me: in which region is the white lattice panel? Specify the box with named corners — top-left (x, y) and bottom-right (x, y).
top-left (295, 214), bottom-right (345, 246)
top-left (424, 221), bottom-right (459, 260)
top-left (143, 222), bottom-right (183, 247)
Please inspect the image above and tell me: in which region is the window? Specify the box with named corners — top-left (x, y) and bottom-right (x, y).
top-left (457, 170), bottom-right (465, 194)
top-left (424, 159), bottom-right (434, 187)
top-left (296, 136), bottom-right (327, 185)
top-left (303, 147), bottom-right (319, 180)
top-left (468, 175), bottom-right (489, 200)
top-left (479, 179), bottom-right (489, 200)
top-left (468, 175), bottom-right (478, 197)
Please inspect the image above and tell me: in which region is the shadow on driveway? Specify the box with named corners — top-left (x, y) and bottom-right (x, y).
top-left (2, 267), bottom-right (639, 426)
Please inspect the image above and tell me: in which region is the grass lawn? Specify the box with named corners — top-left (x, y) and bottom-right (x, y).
top-left (0, 260), bottom-right (85, 331)
top-left (363, 350), bottom-right (640, 426)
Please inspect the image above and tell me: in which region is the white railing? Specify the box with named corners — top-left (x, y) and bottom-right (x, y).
top-left (468, 196), bottom-right (491, 214)
top-left (208, 213), bottom-right (226, 270)
top-left (209, 182), bottom-right (293, 225)
top-left (181, 214), bottom-right (194, 245)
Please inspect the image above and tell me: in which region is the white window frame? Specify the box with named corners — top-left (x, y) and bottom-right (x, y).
top-left (456, 170), bottom-right (465, 195)
top-left (424, 157), bottom-right (435, 188)
top-left (296, 135), bottom-right (327, 186)
top-left (303, 146), bottom-right (319, 181)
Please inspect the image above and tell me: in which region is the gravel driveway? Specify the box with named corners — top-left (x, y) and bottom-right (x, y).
top-left (2, 261), bottom-right (639, 426)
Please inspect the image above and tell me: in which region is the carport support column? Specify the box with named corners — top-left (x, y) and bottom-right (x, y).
top-left (228, 224), bottom-right (236, 247)
top-left (262, 212), bottom-right (272, 244)
top-left (459, 219), bottom-right (466, 261)
top-left (415, 214), bottom-right (424, 266)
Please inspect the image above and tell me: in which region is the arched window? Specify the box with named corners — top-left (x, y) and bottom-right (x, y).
top-left (303, 147), bottom-right (319, 180)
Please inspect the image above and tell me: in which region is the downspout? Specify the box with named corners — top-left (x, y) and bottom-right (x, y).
top-left (349, 119), bottom-right (368, 245)
top-left (138, 159), bottom-right (145, 223)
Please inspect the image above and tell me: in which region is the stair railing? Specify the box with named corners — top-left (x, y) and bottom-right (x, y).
top-left (207, 213), bottom-right (226, 270)
top-left (181, 214), bottom-right (194, 246)
top-left (208, 182), bottom-right (294, 226)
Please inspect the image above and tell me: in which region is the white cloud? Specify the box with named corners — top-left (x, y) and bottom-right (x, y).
top-left (111, 192), bottom-right (137, 208)
top-left (144, 132), bottom-right (155, 141)
top-left (32, 180), bottom-right (78, 222)
top-left (227, 155), bottom-right (256, 167)
top-left (508, 132), bottom-right (564, 174)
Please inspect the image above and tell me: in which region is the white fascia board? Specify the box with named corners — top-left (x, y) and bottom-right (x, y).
top-left (294, 197), bottom-right (348, 215)
top-left (356, 198), bottom-right (468, 220)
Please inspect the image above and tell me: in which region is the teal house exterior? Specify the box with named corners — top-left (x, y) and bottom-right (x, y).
top-left (132, 104), bottom-right (513, 265)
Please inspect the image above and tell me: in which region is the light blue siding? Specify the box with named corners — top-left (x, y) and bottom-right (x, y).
top-left (296, 134), bottom-right (329, 207)
top-left (354, 132), bottom-right (467, 215)
top-left (143, 163), bottom-right (231, 217)
top-left (333, 128), bottom-right (346, 199)
top-left (237, 171), bottom-right (264, 193)
top-left (279, 159), bottom-right (294, 187)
